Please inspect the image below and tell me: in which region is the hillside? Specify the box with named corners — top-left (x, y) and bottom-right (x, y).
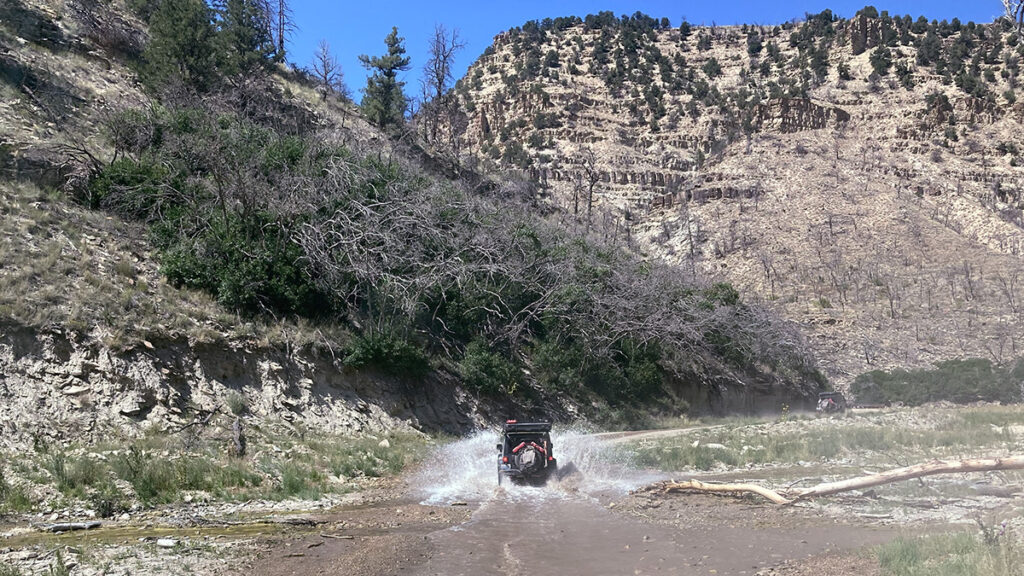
top-left (450, 10), bottom-right (1024, 387)
top-left (0, 0), bottom-right (831, 453)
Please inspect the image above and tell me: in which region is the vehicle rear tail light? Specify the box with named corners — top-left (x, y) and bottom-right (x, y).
top-left (548, 457), bottom-right (554, 461)
top-left (502, 456), bottom-right (509, 463)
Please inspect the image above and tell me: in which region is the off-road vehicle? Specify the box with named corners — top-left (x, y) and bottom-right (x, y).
top-left (496, 420), bottom-right (557, 485)
top-left (816, 391), bottom-right (848, 414)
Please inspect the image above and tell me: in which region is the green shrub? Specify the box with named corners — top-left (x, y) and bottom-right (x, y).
top-left (275, 462), bottom-right (322, 499)
top-left (502, 141), bottom-right (531, 169)
top-left (458, 339), bottom-right (522, 395)
top-left (161, 212), bottom-right (329, 317)
top-left (111, 449), bottom-right (178, 504)
top-left (702, 58), bottom-right (722, 78)
top-left (88, 482), bottom-right (129, 518)
top-left (0, 468), bottom-right (32, 514)
top-left (0, 561), bottom-right (23, 576)
top-left (111, 447), bottom-right (260, 505)
top-left (226, 391), bottom-right (249, 416)
top-left (343, 332), bottom-right (430, 377)
top-left (532, 340), bottom-right (587, 393)
top-left (870, 46), bottom-right (893, 75)
top-left (852, 358), bottom-right (1024, 406)
top-left (85, 157), bottom-right (171, 215)
top-left (45, 453), bottom-right (104, 496)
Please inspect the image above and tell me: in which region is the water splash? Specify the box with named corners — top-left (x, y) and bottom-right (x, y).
top-left (415, 427), bottom-right (663, 506)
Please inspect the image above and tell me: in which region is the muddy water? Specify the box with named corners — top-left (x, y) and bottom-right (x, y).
top-left (407, 430), bottom-right (895, 576)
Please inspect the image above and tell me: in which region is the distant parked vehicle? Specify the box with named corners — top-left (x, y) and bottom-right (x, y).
top-left (496, 420), bottom-right (557, 486)
top-left (816, 391), bottom-right (848, 414)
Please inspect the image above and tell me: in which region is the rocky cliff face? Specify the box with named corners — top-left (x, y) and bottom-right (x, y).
top-left (450, 13), bottom-right (1024, 388)
top-left (0, 321), bottom-right (488, 447)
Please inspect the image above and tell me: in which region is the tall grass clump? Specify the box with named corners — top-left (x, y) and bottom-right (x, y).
top-left (877, 530), bottom-right (1024, 576)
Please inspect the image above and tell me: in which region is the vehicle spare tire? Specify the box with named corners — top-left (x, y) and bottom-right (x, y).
top-left (518, 446), bottom-right (541, 472)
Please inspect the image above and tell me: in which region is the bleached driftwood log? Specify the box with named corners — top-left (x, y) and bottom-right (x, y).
top-left (657, 455), bottom-right (1024, 505)
top-left (660, 479), bottom-right (792, 504)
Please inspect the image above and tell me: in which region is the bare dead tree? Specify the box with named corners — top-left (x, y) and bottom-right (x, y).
top-left (274, 0), bottom-right (295, 60)
top-left (424, 24), bottom-right (465, 103)
top-left (292, 147), bottom-right (815, 382)
top-left (994, 270), bottom-right (1020, 313)
top-left (579, 146), bottom-right (602, 228)
top-left (1005, 1), bottom-right (1024, 33)
top-left (312, 40), bottom-right (346, 101)
top-left (571, 172), bottom-right (583, 215)
top-left (254, 0), bottom-right (295, 61)
top-left (420, 24), bottom-right (466, 146)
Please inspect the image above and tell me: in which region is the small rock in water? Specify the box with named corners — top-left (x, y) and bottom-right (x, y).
top-left (156, 539), bottom-right (178, 548)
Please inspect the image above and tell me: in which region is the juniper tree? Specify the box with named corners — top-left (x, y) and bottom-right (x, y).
top-left (359, 27), bottom-right (411, 129)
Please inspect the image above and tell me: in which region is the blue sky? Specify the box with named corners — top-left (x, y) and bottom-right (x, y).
top-left (289, 1), bottom-right (1008, 103)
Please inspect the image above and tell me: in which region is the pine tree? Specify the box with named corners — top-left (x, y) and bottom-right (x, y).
top-left (143, 0), bottom-right (217, 90)
top-left (215, 0), bottom-right (275, 75)
top-left (359, 27), bottom-right (411, 129)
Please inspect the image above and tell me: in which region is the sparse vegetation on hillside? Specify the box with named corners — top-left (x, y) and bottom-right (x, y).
top-left (447, 6), bottom-right (1024, 389)
top-left (39, 0), bottom-right (822, 417)
top-left (83, 95), bottom-right (819, 409)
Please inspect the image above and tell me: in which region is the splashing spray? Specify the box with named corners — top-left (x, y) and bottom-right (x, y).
top-left (415, 427), bottom-right (664, 505)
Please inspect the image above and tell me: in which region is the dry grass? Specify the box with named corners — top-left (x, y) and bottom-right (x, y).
top-left (4, 420), bottom-right (431, 514)
top-left (0, 182), bottom-right (348, 349)
top-left (877, 530), bottom-right (1024, 576)
top-left (627, 404), bottom-right (1024, 472)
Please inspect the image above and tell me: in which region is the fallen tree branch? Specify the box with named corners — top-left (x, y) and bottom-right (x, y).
top-left (33, 521), bottom-right (102, 533)
top-left (655, 455), bottom-right (1024, 505)
top-left (789, 455), bottom-right (1024, 502)
top-left (660, 478), bottom-right (791, 504)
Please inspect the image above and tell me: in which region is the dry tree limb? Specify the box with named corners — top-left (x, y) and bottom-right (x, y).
top-left (34, 521), bottom-right (102, 533)
top-left (789, 455), bottom-right (1024, 502)
top-left (656, 455), bottom-right (1024, 505)
top-left (660, 479), bottom-right (791, 504)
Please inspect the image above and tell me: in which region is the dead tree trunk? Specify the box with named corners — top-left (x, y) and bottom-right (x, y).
top-left (791, 456), bottom-right (1024, 501)
top-left (232, 416), bottom-right (247, 458)
top-left (656, 455), bottom-right (1024, 505)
